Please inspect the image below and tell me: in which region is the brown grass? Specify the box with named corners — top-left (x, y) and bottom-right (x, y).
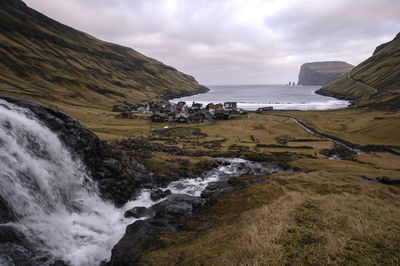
top-left (273, 109), bottom-right (400, 146)
top-left (139, 168), bottom-right (400, 265)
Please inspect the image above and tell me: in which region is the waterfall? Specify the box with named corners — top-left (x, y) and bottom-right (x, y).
top-left (0, 98), bottom-right (284, 266)
top-left (0, 99), bottom-right (131, 266)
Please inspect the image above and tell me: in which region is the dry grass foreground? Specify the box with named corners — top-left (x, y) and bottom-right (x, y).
top-left (139, 169), bottom-right (400, 265)
top-left (91, 109), bottom-right (400, 265)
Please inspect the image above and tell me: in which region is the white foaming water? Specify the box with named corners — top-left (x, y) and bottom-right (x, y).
top-left (171, 85), bottom-right (350, 110)
top-left (0, 99), bottom-right (282, 266)
top-left (0, 100), bottom-right (135, 266)
top-left (165, 158), bottom-right (279, 196)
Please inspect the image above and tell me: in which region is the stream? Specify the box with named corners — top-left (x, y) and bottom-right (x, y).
top-left (0, 98), bottom-right (282, 266)
top-left (289, 117), bottom-right (365, 154)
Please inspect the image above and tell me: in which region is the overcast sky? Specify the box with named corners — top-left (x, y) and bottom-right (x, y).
top-left (24, 0), bottom-right (400, 85)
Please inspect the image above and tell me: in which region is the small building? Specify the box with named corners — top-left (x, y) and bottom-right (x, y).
top-left (190, 112), bottom-right (206, 123)
top-left (176, 101), bottom-right (187, 111)
top-left (230, 109), bottom-right (241, 118)
top-left (191, 102), bottom-right (203, 110)
top-left (137, 102), bottom-right (150, 113)
top-left (151, 112), bottom-right (167, 122)
top-left (206, 103), bottom-right (222, 110)
top-left (214, 110), bottom-right (232, 120)
top-left (257, 106), bottom-right (273, 112)
top-left (175, 112), bottom-right (189, 123)
top-left (116, 110), bottom-right (132, 119)
top-left (224, 102), bottom-right (237, 110)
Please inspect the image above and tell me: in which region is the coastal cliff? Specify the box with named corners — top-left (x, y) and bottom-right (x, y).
top-left (316, 32), bottom-right (400, 110)
top-left (297, 61), bottom-right (354, 86)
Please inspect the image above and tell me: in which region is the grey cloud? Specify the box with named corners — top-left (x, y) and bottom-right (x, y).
top-left (23, 0), bottom-right (400, 85)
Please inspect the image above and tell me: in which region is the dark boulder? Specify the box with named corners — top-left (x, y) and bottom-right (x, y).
top-left (0, 195), bottom-right (15, 224)
top-left (103, 158), bottom-right (121, 173)
top-left (110, 219), bottom-right (177, 266)
top-left (110, 194), bottom-right (206, 265)
top-left (150, 189), bottom-right (171, 201)
top-left (124, 206), bottom-right (148, 218)
top-left (150, 194), bottom-right (205, 218)
top-left (0, 225), bottom-right (53, 265)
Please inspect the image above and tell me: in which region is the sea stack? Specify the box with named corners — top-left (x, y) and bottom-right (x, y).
top-left (297, 61), bottom-right (354, 86)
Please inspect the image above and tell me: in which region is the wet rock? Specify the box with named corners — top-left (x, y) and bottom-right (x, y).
top-left (98, 179), bottom-right (137, 206)
top-left (0, 195), bottom-right (15, 224)
top-left (0, 225), bottom-right (52, 265)
top-left (110, 219), bottom-right (177, 266)
top-left (150, 194), bottom-right (205, 218)
top-left (109, 193), bottom-right (211, 264)
top-left (150, 189), bottom-right (171, 201)
top-left (201, 180), bottom-right (234, 202)
top-left (159, 201), bottom-right (192, 217)
top-left (124, 207), bottom-right (148, 218)
top-left (103, 158), bottom-right (120, 172)
top-left (51, 260), bottom-right (69, 266)
top-left (320, 144), bottom-right (356, 160)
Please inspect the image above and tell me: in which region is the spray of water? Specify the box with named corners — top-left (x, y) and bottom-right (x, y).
top-left (0, 100), bottom-right (134, 266)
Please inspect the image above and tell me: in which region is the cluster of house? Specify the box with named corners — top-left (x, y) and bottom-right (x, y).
top-left (113, 100), bottom-right (244, 123)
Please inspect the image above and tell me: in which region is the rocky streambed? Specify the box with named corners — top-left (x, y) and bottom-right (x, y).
top-left (107, 158), bottom-right (284, 265)
top-left (0, 95), bottom-right (288, 266)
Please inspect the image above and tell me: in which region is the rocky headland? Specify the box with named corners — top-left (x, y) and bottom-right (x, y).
top-left (297, 61), bottom-right (354, 86)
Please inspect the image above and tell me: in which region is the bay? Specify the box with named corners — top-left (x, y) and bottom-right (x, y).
top-left (171, 84), bottom-right (349, 110)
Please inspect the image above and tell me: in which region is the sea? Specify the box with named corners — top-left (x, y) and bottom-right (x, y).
top-left (171, 84), bottom-right (349, 110)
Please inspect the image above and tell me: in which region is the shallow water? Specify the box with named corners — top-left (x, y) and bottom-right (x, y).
top-left (171, 84), bottom-right (349, 110)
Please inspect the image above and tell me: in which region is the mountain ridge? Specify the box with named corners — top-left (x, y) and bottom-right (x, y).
top-left (0, 0), bottom-right (208, 111)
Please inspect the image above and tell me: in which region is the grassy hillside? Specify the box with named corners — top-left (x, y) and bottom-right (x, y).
top-left (0, 0), bottom-right (208, 113)
top-left (317, 32), bottom-right (400, 109)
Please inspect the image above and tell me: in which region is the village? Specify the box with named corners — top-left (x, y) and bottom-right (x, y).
top-left (113, 100), bottom-right (275, 124)
top-left (113, 100), bottom-right (248, 123)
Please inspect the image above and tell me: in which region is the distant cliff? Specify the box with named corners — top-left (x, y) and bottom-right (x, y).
top-left (297, 61), bottom-right (354, 86)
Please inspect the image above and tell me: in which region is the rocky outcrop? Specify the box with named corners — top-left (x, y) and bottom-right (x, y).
top-left (108, 177), bottom-right (253, 266)
top-left (298, 61), bottom-right (354, 86)
top-left (373, 33), bottom-right (400, 55)
top-left (315, 88), bottom-right (357, 103)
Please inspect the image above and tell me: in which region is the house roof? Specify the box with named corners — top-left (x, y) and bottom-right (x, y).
top-left (152, 112), bottom-right (167, 118)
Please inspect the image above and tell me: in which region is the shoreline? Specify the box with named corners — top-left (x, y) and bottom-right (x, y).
top-left (170, 85), bottom-right (350, 111)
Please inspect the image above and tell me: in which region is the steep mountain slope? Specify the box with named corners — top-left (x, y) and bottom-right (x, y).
top-left (317, 32), bottom-right (400, 109)
top-left (0, 0), bottom-right (208, 111)
top-left (298, 61), bottom-right (354, 86)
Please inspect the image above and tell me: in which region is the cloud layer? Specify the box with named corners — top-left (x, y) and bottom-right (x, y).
top-left (24, 0), bottom-right (400, 85)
